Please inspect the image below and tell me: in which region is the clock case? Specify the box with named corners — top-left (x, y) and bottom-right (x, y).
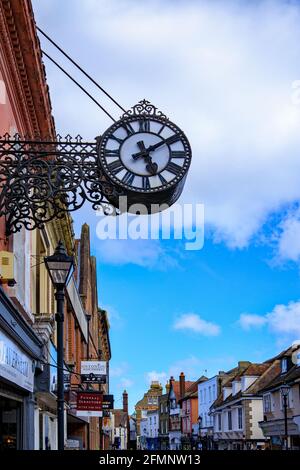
top-left (97, 101), bottom-right (192, 214)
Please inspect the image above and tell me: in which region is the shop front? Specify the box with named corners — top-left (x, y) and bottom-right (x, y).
top-left (0, 287), bottom-right (43, 449)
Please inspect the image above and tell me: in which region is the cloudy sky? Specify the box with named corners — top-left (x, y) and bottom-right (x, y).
top-left (33, 0), bottom-right (300, 412)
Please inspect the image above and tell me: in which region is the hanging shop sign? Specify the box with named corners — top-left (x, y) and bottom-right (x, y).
top-left (76, 391), bottom-right (103, 417)
top-left (102, 394), bottom-right (114, 410)
top-left (0, 329), bottom-right (34, 392)
top-left (81, 360), bottom-right (106, 384)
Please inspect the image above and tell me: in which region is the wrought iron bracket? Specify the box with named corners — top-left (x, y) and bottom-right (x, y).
top-left (0, 100), bottom-right (170, 235)
top-left (0, 133), bottom-right (124, 235)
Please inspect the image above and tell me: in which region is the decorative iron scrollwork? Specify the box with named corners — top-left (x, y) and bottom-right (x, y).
top-left (0, 133), bottom-right (123, 235)
top-left (121, 99), bottom-right (168, 120)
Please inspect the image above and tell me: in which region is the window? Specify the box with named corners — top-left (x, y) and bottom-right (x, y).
top-left (209, 386), bottom-right (211, 402)
top-left (263, 394), bottom-right (271, 413)
top-left (200, 390), bottom-right (203, 403)
top-left (218, 414), bottom-right (222, 431)
top-left (281, 358), bottom-right (287, 373)
top-left (204, 389), bottom-right (206, 403)
top-left (238, 408), bottom-right (243, 429)
top-left (212, 384), bottom-right (216, 400)
top-left (228, 411), bottom-right (232, 430)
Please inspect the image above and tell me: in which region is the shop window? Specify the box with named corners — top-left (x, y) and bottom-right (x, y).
top-left (0, 396), bottom-right (22, 450)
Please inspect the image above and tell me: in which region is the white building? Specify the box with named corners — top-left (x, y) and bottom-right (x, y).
top-left (139, 416), bottom-right (148, 450)
top-left (147, 409), bottom-right (159, 449)
top-left (210, 361), bottom-right (280, 450)
top-left (198, 376), bottom-right (218, 436)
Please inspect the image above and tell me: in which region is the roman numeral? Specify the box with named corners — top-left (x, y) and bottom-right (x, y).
top-left (171, 151), bottom-right (186, 158)
top-left (158, 173), bottom-right (167, 185)
top-left (165, 134), bottom-right (181, 145)
top-left (142, 176), bottom-right (150, 190)
top-left (104, 149), bottom-right (120, 158)
top-left (165, 161), bottom-right (182, 175)
top-left (122, 171), bottom-right (135, 185)
top-left (139, 119), bottom-right (150, 132)
top-left (107, 159), bottom-right (124, 174)
top-left (109, 134), bottom-right (124, 145)
top-left (122, 122), bottom-right (135, 136)
top-left (157, 124), bottom-right (166, 135)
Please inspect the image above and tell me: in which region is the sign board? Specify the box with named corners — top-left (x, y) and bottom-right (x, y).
top-left (81, 360), bottom-right (106, 384)
top-left (102, 394), bottom-right (114, 410)
top-left (49, 342), bottom-right (70, 393)
top-left (77, 392), bottom-right (103, 417)
top-left (0, 329), bottom-right (34, 392)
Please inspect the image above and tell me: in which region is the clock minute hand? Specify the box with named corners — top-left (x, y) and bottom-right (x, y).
top-left (135, 141), bottom-right (158, 175)
top-left (132, 134), bottom-right (180, 159)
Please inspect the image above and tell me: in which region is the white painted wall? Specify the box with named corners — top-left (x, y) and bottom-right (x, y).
top-left (198, 376), bottom-right (218, 430)
top-left (147, 411), bottom-right (159, 438)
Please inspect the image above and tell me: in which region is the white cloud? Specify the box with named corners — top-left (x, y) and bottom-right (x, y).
top-left (276, 209), bottom-right (300, 262)
top-left (94, 237), bottom-right (178, 268)
top-left (268, 300), bottom-right (300, 336)
top-left (145, 371), bottom-right (167, 385)
top-left (103, 305), bottom-right (124, 329)
top-left (120, 378), bottom-right (134, 388)
top-left (32, 0), bottom-right (300, 251)
top-left (238, 313), bottom-right (267, 330)
top-left (110, 362), bottom-right (129, 378)
top-left (173, 313), bottom-right (221, 336)
top-left (238, 299), bottom-right (300, 338)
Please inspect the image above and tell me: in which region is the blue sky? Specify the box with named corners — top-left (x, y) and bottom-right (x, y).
top-left (32, 0), bottom-right (300, 413)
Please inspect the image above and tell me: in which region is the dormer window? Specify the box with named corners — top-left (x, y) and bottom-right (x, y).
top-left (281, 358), bottom-right (287, 374)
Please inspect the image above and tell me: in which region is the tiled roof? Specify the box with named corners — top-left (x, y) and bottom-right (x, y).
top-left (171, 380), bottom-right (194, 401)
top-left (179, 376), bottom-right (208, 402)
top-left (258, 364), bottom-right (300, 392)
top-left (211, 361), bottom-right (281, 410)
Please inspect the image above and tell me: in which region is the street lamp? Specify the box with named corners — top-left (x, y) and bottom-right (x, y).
top-left (44, 241), bottom-right (74, 451)
top-left (280, 384), bottom-right (290, 451)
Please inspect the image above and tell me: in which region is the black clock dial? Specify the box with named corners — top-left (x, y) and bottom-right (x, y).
top-left (98, 115), bottom-right (191, 194)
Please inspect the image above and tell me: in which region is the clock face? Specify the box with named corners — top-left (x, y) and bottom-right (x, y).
top-left (98, 116), bottom-right (192, 194)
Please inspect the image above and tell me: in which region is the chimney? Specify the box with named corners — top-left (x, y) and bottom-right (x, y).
top-left (123, 390), bottom-right (128, 414)
top-left (179, 372), bottom-right (185, 399)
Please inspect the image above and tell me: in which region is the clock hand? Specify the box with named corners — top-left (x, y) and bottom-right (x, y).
top-left (132, 135), bottom-right (179, 159)
top-left (135, 141), bottom-right (158, 175)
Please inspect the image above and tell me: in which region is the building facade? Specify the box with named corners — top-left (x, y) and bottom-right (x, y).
top-left (258, 346), bottom-right (300, 450)
top-left (135, 381), bottom-right (162, 436)
top-left (210, 361), bottom-right (280, 450)
top-left (180, 376), bottom-right (207, 449)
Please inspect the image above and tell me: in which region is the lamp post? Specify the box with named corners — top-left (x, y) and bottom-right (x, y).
top-left (44, 241), bottom-right (74, 451)
top-left (280, 384), bottom-right (290, 451)
top-left (197, 416), bottom-right (202, 450)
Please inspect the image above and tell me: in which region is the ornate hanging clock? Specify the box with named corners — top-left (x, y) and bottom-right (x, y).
top-left (0, 100), bottom-right (192, 234)
top-left (97, 100), bottom-right (192, 212)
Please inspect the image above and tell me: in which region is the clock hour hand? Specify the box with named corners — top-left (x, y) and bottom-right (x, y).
top-left (134, 141), bottom-right (158, 175)
top-left (132, 134), bottom-right (179, 160)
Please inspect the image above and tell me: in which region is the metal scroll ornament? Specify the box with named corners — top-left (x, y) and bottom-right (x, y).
top-left (0, 100), bottom-right (192, 235)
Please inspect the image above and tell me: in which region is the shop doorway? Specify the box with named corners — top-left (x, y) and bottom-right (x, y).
top-left (0, 396), bottom-right (22, 449)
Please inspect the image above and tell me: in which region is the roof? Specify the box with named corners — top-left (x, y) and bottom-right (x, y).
top-left (211, 361), bottom-right (281, 410)
top-left (179, 376), bottom-right (208, 402)
top-left (170, 380), bottom-right (194, 401)
top-left (258, 364), bottom-right (300, 393)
